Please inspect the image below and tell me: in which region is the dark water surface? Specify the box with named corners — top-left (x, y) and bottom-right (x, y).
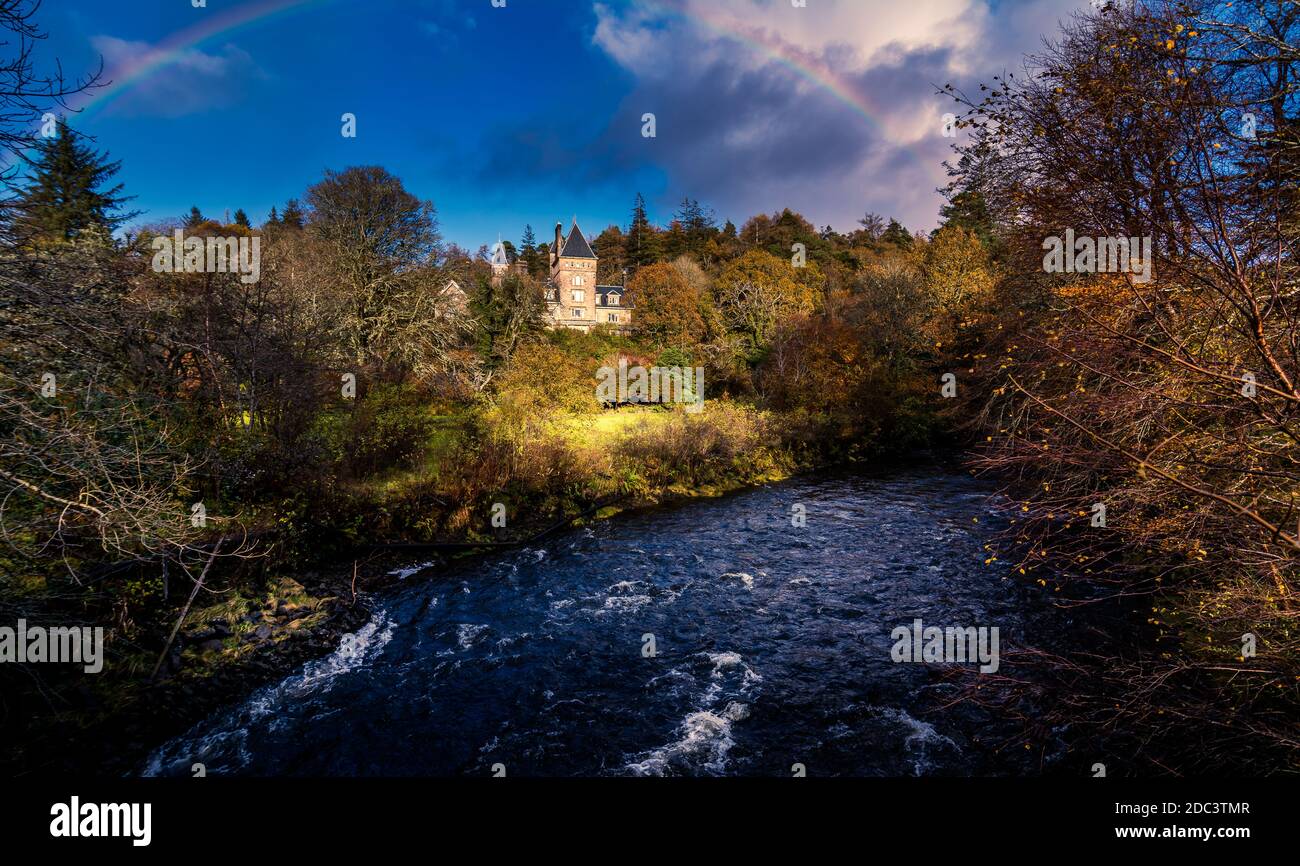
top-left (143, 467), bottom-right (1074, 777)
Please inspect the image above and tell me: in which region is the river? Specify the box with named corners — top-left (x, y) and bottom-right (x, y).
top-left (142, 466), bottom-right (1077, 777)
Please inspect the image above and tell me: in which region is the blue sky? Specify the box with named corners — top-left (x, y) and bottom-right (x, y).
top-left (36, 0), bottom-right (1087, 249)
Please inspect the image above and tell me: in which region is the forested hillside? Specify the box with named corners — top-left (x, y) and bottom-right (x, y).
top-left (0, 0), bottom-right (1295, 776)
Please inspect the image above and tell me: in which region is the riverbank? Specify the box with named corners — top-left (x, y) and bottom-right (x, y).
top-left (10, 438), bottom-right (1290, 777)
top-left (4, 396), bottom-right (940, 778)
top-left (140, 466), bottom-right (1073, 777)
top-left (30, 376), bottom-right (1284, 777)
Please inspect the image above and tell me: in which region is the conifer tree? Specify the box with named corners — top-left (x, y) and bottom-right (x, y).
top-left (857, 212), bottom-right (885, 240)
top-left (672, 196), bottom-right (717, 257)
top-left (881, 218), bottom-right (914, 248)
top-left (280, 198), bottom-right (304, 229)
top-left (937, 151), bottom-right (1000, 253)
top-left (627, 192), bottom-right (662, 269)
top-left (520, 224), bottom-right (540, 275)
top-left (15, 118), bottom-right (135, 243)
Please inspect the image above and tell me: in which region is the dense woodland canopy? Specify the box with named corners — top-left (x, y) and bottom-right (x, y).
top-left (0, 0), bottom-right (1296, 774)
top-left (942, 0), bottom-right (1300, 769)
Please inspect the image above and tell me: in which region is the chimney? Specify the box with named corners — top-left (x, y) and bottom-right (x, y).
top-left (554, 222), bottom-right (563, 268)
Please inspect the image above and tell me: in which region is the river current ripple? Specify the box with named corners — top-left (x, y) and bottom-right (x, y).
top-left (143, 467), bottom-right (1074, 777)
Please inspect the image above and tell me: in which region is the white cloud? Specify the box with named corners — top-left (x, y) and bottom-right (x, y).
top-left (91, 35), bottom-right (266, 118)
top-left (589, 0), bottom-right (1087, 230)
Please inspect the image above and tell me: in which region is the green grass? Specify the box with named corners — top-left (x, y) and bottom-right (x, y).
top-left (345, 409), bottom-right (470, 497)
top-left (552, 405), bottom-right (674, 446)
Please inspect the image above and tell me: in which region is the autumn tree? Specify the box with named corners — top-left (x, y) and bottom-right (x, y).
top-left (759, 315), bottom-right (873, 424)
top-left (920, 225), bottom-right (997, 341)
top-left (714, 250), bottom-right (820, 349)
top-left (494, 341), bottom-right (598, 415)
top-left (624, 261), bottom-right (707, 348)
top-left (848, 254), bottom-right (929, 361)
top-left (304, 165), bottom-right (444, 376)
top-left (944, 0), bottom-right (1300, 768)
top-left (0, 2), bottom-right (209, 573)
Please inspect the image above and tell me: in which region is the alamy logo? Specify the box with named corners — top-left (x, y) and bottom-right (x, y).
top-left (0, 619), bottom-right (104, 673)
top-left (1042, 229), bottom-right (1152, 284)
top-left (50, 797), bottom-right (151, 847)
top-left (890, 618), bottom-right (1000, 674)
top-left (152, 229), bottom-right (261, 284)
top-left (596, 360), bottom-right (704, 413)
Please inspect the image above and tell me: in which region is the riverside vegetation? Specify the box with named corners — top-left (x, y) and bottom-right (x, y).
top-left (0, 0), bottom-right (1296, 775)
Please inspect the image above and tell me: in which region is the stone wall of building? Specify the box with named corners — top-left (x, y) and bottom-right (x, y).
top-left (492, 220), bottom-right (633, 334)
top-left (551, 259), bottom-right (598, 327)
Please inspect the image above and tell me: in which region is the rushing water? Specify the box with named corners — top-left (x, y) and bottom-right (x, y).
top-left (143, 467), bottom-right (1073, 777)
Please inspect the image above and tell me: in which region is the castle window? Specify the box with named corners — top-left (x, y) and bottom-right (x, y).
top-left (573, 275), bottom-right (585, 286)
top-left (572, 308), bottom-right (584, 318)
top-left (608, 314), bottom-right (618, 323)
top-left (572, 290), bottom-right (585, 303)
top-left (608, 294), bottom-right (619, 305)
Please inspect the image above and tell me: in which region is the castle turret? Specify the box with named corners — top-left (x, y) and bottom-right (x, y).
top-left (548, 220), bottom-right (599, 329)
top-left (490, 237), bottom-right (511, 285)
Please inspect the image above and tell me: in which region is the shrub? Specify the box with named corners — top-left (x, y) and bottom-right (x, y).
top-left (343, 383), bottom-right (437, 477)
top-left (615, 402), bottom-right (782, 487)
top-left (495, 340), bottom-right (600, 415)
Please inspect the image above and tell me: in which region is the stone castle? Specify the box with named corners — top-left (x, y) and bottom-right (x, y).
top-left (491, 220), bottom-right (631, 333)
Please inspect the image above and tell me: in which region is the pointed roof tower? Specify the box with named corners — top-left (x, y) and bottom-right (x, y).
top-left (490, 236), bottom-right (510, 266)
top-left (559, 220), bottom-right (597, 260)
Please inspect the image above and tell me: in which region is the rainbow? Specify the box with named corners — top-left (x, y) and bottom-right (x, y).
top-left (65, 0), bottom-right (332, 121)
top-left (645, 0), bottom-right (891, 131)
top-left (66, 0), bottom-right (892, 133)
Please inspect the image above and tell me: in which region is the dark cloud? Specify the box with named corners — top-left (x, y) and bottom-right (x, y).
top-left (471, 0), bottom-right (1083, 230)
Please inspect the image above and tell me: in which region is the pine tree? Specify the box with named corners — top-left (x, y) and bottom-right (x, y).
top-left (15, 118), bottom-right (136, 243)
top-left (881, 218), bottom-right (914, 248)
top-left (627, 192), bottom-right (662, 269)
top-left (673, 196), bottom-right (717, 256)
top-left (676, 197), bottom-right (716, 234)
top-left (520, 224), bottom-right (540, 276)
top-left (233, 208), bottom-right (250, 228)
top-left (266, 206), bottom-right (280, 226)
top-left (185, 206), bottom-right (205, 228)
top-left (937, 151), bottom-right (1000, 252)
top-left (280, 198), bottom-right (304, 229)
top-left (674, 197), bottom-right (699, 231)
top-left (857, 212), bottom-right (885, 240)
top-left (593, 225), bottom-right (627, 284)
